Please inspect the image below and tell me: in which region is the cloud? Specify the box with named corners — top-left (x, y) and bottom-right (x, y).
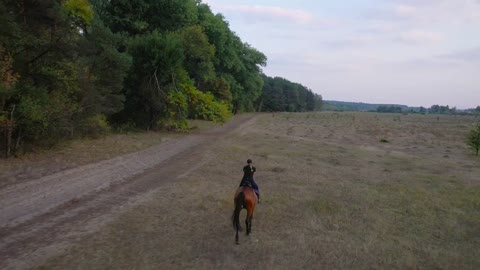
top-left (216, 5), bottom-right (316, 24)
top-left (390, 47), bottom-right (480, 72)
top-left (389, 0), bottom-right (480, 24)
top-left (393, 4), bottom-right (418, 18)
top-left (361, 0), bottom-right (480, 34)
top-left (437, 47), bottom-right (480, 63)
top-left (321, 35), bottom-right (376, 49)
top-left (397, 30), bottom-right (444, 44)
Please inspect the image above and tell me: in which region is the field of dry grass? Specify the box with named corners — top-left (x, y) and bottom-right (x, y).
top-left (36, 112), bottom-right (480, 269)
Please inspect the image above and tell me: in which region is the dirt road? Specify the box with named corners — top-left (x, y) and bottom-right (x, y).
top-left (0, 114), bottom-right (257, 270)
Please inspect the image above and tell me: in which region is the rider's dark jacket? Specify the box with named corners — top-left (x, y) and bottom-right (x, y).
top-left (240, 165), bottom-right (259, 191)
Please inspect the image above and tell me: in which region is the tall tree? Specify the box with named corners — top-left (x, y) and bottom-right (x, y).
top-left (122, 31), bottom-right (185, 128)
top-left (77, 16), bottom-right (132, 116)
top-left (176, 26), bottom-right (215, 89)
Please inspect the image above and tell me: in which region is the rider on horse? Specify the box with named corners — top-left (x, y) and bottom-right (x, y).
top-left (239, 159), bottom-right (260, 202)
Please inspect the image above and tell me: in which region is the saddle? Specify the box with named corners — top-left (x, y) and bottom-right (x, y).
top-left (240, 180), bottom-right (254, 188)
top-left (240, 180), bottom-right (259, 197)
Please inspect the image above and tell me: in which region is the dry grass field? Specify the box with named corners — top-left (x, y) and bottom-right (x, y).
top-left (36, 112), bottom-right (480, 269)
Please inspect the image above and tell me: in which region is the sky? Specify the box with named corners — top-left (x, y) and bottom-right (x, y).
top-left (204, 0), bottom-right (480, 109)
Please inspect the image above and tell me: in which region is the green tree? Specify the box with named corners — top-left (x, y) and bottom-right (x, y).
top-left (102, 0), bottom-right (198, 35)
top-left (314, 94), bottom-right (323, 111)
top-left (75, 15), bottom-right (131, 119)
top-left (0, 46), bottom-right (19, 112)
top-left (122, 31), bottom-right (185, 128)
top-left (306, 90), bottom-right (315, 111)
top-left (176, 26), bottom-right (215, 89)
top-left (197, 5), bottom-right (266, 113)
top-left (259, 76), bottom-right (320, 112)
top-left (1, 0), bottom-right (92, 143)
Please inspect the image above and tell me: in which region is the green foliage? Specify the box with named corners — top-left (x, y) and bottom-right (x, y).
top-left (428, 104), bottom-right (456, 114)
top-left (377, 105), bottom-right (403, 113)
top-left (0, 46), bottom-right (19, 111)
top-left (64, 0), bottom-right (94, 25)
top-left (176, 26), bottom-right (216, 87)
top-left (323, 101), bottom-right (403, 112)
top-left (0, 0), bottom-right (323, 154)
top-left (102, 0), bottom-right (198, 35)
top-left (0, 46), bottom-right (19, 89)
top-left (160, 89), bottom-right (189, 130)
top-left (183, 83), bottom-right (231, 123)
top-left (467, 124), bottom-right (480, 156)
top-left (259, 76), bottom-right (321, 112)
top-left (123, 31), bottom-right (185, 128)
top-left (17, 87), bottom-right (79, 142)
top-left (145, 0), bottom-right (198, 32)
top-left (83, 114), bottom-right (111, 137)
top-left (80, 16), bottom-right (132, 116)
top-left (166, 91), bottom-right (188, 119)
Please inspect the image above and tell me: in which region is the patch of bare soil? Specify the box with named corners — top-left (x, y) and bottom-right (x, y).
top-left (0, 132), bottom-right (182, 188)
top-left (0, 114), bottom-right (257, 270)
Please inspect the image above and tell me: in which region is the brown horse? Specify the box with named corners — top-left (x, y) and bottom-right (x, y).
top-left (232, 186), bottom-right (258, 244)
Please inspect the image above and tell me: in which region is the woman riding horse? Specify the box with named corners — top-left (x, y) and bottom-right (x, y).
top-left (233, 159), bottom-right (260, 244)
top-left (239, 159), bottom-right (260, 202)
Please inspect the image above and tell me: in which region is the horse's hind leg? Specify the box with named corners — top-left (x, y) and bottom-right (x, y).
top-left (246, 212), bottom-right (253, 235)
top-left (247, 215), bottom-right (253, 235)
top-left (235, 228), bottom-right (239, 244)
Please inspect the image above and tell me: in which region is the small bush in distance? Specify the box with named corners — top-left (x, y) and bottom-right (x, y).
top-left (467, 124), bottom-right (480, 156)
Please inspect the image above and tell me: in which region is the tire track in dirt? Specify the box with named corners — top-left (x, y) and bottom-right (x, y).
top-left (0, 114), bottom-right (258, 270)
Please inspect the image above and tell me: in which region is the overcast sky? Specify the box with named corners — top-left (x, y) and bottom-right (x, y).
top-left (204, 0), bottom-right (480, 108)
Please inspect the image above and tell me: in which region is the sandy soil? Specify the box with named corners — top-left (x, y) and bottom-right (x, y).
top-left (0, 114), bottom-right (257, 270)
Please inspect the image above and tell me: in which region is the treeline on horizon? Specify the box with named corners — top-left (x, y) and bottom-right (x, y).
top-left (259, 76), bottom-right (322, 112)
top-left (0, 0), bottom-right (322, 155)
top-left (378, 104), bottom-right (480, 114)
top-left (324, 101), bottom-right (480, 115)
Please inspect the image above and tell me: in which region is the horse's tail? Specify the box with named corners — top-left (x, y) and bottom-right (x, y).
top-left (232, 191), bottom-right (245, 232)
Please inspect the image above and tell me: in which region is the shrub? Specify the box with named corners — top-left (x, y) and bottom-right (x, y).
top-left (183, 83), bottom-right (231, 123)
top-left (467, 124), bottom-right (480, 156)
top-left (157, 118), bottom-right (189, 131)
top-left (83, 114), bottom-right (111, 138)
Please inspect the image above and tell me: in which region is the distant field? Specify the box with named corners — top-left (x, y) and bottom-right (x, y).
top-left (38, 112), bottom-right (480, 269)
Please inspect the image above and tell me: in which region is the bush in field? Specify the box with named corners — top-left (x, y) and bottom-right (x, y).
top-left (467, 124), bottom-right (480, 156)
